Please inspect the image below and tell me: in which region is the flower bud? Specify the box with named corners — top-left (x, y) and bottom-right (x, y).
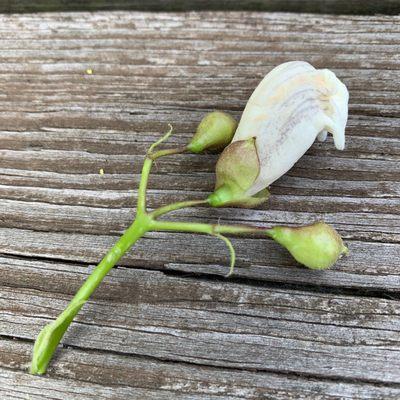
top-left (187, 111), bottom-right (237, 154)
top-left (207, 138), bottom-right (269, 207)
top-left (267, 221), bottom-right (348, 270)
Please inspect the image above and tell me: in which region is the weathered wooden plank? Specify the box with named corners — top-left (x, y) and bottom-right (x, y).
top-left (0, 369), bottom-right (172, 400)
top-left (0, 74), bottom-right (397, 111)
top-left (1, 149), bottom-right (399, 182)
top-left (2, 194), bottom-right (399, 237)
top-left (2, 338), bottom-right (400, 400)
top-left (1, 128), bottom-right (400, 158)
top-left (1, 224), bottom-right (400, 291)
top-left (0, 259), bottom-right (399, 384)
top-left (1, 185), bottom-right (400, 217)
top-left (1, 127), bottom-right (399, 159)
top-left (1, 0), bottom-right (400, 16)
top-left (2, 172), bottom-right (400, 203)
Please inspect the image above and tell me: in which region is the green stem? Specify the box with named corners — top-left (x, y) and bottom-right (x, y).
top-left (74, 217), bottom-right (149, 300)
top-left (30, 123), bottom-right (272, 375)
top-left (30, 214), bottom-right (151, 375)
top-left (30, 207), bottom-right (269, 374)
top-left (137, 157), bottom-right (153, 214)
top-left (151, 220), bottom-right (265, 278)
top-left (151, 219), bottom-right (264, 236)
top-left (148, 145), bottom-right (188, 160)
top-left (31, 145), bottom-right (156, 374)
top-left (147, 124), bottom-right (187, 160)
top-left (213, 233), bottom-right (236, 277)
top-left (150, 199), bottom-right (207, 219)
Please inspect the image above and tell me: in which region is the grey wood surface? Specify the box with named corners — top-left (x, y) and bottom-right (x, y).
top-left (0, 10), bottom-right (399, 399)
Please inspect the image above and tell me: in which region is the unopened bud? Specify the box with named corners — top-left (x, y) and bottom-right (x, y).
top-left (267, 221), bottom-right (348, 270)
top-left (187, 111), bottom-right (237, 154)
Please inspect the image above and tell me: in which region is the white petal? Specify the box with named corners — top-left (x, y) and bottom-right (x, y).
top-left (233, 62), bottom-right (349, 195)
top-left (233, 61), bottom-right (315, 142)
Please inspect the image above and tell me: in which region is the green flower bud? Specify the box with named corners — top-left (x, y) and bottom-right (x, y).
top-left (267, 221), bottom-right (349, 270)
top-left (207, 138), bottom-right (269, 208)
top-left (187, 111), bottom-right (237, 154)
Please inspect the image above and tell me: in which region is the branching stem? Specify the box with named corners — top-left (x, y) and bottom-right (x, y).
top-left (30, 125), bottom-right (270, 376)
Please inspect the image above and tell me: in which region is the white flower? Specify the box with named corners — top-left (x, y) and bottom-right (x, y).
top-left (233, 61), bottom-right (349, 196)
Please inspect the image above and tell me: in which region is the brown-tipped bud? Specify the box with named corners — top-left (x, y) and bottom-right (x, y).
top-left (207, 138), bottom-right (269, 208)
top-left (187, 111), bottom-right (237, 154)
top-left (267, 221), bottom-right (349, 270)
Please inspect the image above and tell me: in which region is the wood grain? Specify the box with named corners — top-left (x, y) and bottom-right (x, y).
top-left (2, 338), bottom-right (400, 400)
top-left (0, 10), bottom-right (399, 397)
top-left (1, 226), bottom-right (400, 291)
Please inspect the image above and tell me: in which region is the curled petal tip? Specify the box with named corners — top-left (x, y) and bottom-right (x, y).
top-left (333, 128), bottom-right (346, 150)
